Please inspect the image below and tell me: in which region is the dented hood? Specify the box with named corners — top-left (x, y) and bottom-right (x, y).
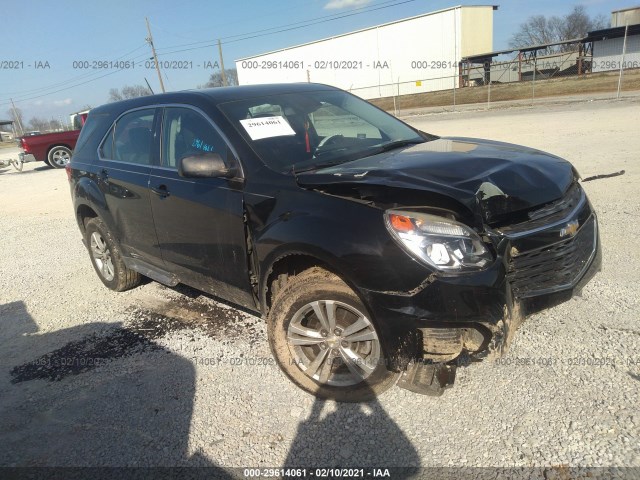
top-left (296, 137), bottom-right (576, 223)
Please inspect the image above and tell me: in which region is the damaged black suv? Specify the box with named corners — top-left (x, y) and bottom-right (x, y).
top-left (68, 83), bottom-right (601, 402)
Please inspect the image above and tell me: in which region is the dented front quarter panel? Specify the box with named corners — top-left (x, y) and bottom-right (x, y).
top-left (244, 137), bottom-right (599, 368)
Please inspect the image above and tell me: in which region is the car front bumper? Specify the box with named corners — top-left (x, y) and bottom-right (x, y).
top-left (360, 188), bottom-right (602, 365)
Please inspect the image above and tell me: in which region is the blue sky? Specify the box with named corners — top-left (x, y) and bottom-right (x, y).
top-left (0, 0), bottom-right (630, 124)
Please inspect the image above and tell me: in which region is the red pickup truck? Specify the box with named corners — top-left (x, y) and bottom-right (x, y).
top-left (18, 111), bottom-right (88, 169)
top-left (19, 130), bottom-right (81, 168)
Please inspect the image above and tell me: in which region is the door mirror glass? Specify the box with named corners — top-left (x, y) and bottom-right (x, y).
top-left (178, 152), bottom-right (236, 178)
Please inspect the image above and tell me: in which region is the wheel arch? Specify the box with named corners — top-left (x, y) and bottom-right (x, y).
top-left (74, 177), bottom-right (116, 237)
top-left (260, 250), bottom-right (359, 317)
top-left (47, 143), bottom-right (73, 157)
top-left (76, 204), bottom-right (98, 235)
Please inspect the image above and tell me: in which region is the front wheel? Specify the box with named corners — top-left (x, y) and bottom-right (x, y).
top-left (267, 267), bottom-right (398, 402)
top-left (47, 146), bottom-right (72, 168)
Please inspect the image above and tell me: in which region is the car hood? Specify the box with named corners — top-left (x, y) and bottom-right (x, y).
top-left (295, 137), bottom-right (577, 224)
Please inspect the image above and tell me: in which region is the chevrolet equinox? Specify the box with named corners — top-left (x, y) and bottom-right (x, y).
top-left (68, 83), bottom-right (601, 401)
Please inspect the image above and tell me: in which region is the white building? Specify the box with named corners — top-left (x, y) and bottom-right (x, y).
top-left (235, 5), bottom-right (496, 99)
top-left (589, 6), bottom-right (640, 74)
top-left (611, 6), bottom-right (640, 28)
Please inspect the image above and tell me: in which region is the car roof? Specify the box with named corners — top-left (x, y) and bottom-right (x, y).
top-left (90, 83), bottom-right (339, 116)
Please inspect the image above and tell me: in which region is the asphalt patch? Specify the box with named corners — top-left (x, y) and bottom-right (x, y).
top-left (9, 293), bottom-right (263, 384)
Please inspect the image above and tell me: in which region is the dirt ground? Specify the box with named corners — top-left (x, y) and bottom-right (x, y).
top-left (0, 95), bottom-right (638, 473)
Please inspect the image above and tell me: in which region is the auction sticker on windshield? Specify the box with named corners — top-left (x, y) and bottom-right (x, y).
top-left (239, 116), bottom-right (296, 140)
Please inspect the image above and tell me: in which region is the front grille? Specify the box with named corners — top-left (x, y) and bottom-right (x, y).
top-left (507, 214), bottom-right (597, 298)
top-left (498, 183), bottom-right (583, 236)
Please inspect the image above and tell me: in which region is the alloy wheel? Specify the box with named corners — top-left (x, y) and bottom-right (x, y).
top-left (90, 232), bottom-right (115, 281)
top-left (286, 300), bottom-right (381, 387)
top-left (51, 149), bottom-right (70, 167)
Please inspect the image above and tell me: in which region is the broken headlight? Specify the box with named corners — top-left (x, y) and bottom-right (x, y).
top-left (384, 210), bottom-right (492, 271)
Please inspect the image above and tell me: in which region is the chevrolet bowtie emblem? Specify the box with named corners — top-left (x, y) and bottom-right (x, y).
top-left (560, 220), bottom-right (579, 238)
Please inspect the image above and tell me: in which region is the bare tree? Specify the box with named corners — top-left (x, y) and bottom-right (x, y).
top-left (561, 6), bottom-right (607, 40)
top-left (48, 118), bottom-right (63, 131)
top-left (510, 6), bottom-right (607, 53)
top-left (199, 68), bottom-right (238, 88)
top-left (108, 85), bottom-right (152, 102)
top-left (6, 107), bottom-right (24, 134)
top-left (28, 117), bottom-right (51, 132)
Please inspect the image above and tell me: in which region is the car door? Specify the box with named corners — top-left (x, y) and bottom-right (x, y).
top-left (149, 106), bottom-right (255, 309)
top-left (96, 107), bottom-right (163, 265)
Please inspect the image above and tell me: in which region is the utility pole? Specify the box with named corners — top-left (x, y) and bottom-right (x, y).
top-left (217, 39), bottom-right (228, 87)
top-left (617, 23), bottom-right (629, 100)
top-left (10, 98), bottom-right (24, 136)
top-left (145, 17), bottom-right (166, 93)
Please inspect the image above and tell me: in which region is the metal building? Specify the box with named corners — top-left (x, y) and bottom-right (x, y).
top-left (235, 5), bottom-right (497, 99)
top-left (611, 6), bottom-right (640, 27)
top-left (588, 23), bottom-right (640, 73)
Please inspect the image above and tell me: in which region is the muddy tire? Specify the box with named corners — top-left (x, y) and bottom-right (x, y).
top-left (85, 218), bottom-right (141, 292)
top-left (267, 267), bottom-right (398, 402)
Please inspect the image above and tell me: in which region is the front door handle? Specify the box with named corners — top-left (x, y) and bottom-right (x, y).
top-left (151, 184), bottom-right (170, 198)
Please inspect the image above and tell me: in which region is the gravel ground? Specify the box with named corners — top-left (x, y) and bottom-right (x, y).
top-left (0, 96), bottom-right (638, 476)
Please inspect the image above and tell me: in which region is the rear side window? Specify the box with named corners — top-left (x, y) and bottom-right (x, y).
top-left (100, 109), bottom-right (155, 165)
top-left (161, 107), bottom-right (226, 169)
top-left (74, 112), bottom-right (111, 155)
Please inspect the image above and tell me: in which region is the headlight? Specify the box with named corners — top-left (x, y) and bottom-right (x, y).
top-left (384, 210), bottom-right (492, 271)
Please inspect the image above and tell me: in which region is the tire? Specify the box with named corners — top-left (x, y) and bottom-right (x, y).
top-left (47, 146), bottom-right (72, 168)
top-left (84, 218), bottom-right (141, 292)
top-left (267, 267), bottom-right (399, 402)
top-left (43, 158), bottom-right (53, 167)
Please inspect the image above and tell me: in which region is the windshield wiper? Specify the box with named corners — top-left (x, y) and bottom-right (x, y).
top-left (292, 160), bottom-right (346, 174)
top-left (373, 139), bottom-right (425, 154)
top-left (292, 139), bottom-right (425, 174)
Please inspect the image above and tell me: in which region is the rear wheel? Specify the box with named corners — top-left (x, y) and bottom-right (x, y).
top-left (267, 267), bottom-right (398, 402)
top-left (47, 146), bottom-right (72, 168)
top-left (84, 218), bottom-right (141, 291)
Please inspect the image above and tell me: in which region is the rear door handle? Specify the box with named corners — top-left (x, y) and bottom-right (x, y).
top-left (151, 184), bottom-right (170, 198)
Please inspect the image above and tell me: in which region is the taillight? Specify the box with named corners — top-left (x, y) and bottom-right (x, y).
top-left (21, 138), bottom-right (30, 152)
top-left (65, 163), bottom-right (72, 182)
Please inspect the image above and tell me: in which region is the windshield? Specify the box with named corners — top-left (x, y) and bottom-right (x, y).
top-left (218, 90), bottom-right (429, 173)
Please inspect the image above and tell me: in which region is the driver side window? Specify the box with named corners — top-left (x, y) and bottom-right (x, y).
top-left (161, 107), bottom-right (226, 169)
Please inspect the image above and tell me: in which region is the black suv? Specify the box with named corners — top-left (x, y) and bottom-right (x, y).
top-left (68, 83), bottom-right (601, 401)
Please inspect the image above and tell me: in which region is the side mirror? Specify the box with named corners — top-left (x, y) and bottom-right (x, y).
top-left (178, 152), bottom-right (237, 179)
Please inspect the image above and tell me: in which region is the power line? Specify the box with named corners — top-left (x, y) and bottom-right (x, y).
top-left (0, 44), bottom-right (148, 99)
top-left (0, 52), bottom-right (150, 108)
top-left (155, 0), bottom-right (417, 56)
top-left (1, 0), bottom-right (419, 107)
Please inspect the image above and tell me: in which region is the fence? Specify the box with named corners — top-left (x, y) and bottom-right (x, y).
top-left (348, 36), bottom-right (640, 114)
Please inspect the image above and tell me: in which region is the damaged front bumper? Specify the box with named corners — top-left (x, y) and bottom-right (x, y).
top-left (360, 185), bottom-right (601, 394)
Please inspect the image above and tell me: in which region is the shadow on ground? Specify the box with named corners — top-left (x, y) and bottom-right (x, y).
top-left (284, 389), bottom-right (420, 475)
top-left (1, 300), bottom-right (420, 476)
top-left (0, 300), bottom-right (231, 476)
